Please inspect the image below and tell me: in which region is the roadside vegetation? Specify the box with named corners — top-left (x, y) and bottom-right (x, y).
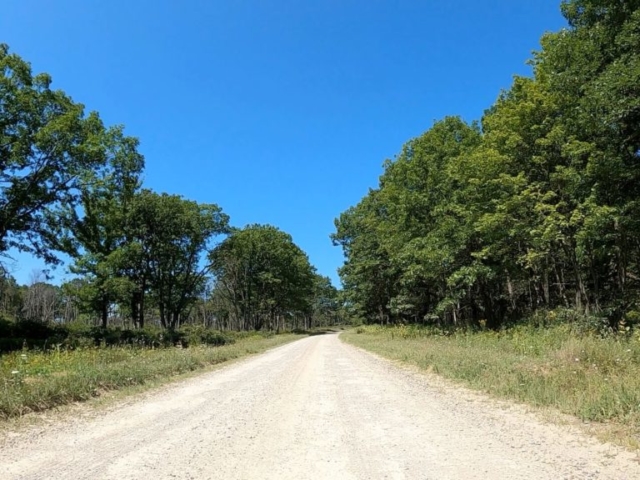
top-left (334, 0), bottom-right (640, 447)
top-left (0, 330), bottom-right (302, 419)
top-left (343, 318), bottom-right (640, 448)
top-left (0, 44), bottom-right (343, 335)
top-left (0, 43), bottom-right (344, 420)
top-left (333, 0), bottom-right (640, 331)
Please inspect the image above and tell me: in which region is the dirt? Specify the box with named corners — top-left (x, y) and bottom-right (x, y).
top-left (1, 333), bottom-right (640, 479)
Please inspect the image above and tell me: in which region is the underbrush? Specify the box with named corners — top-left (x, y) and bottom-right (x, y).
top-left (0, 333), bottom-right (300, 418)
top-left (343, 322), bottom-right (640, 448)
top-left (0, 320), bottom-right (258, 352)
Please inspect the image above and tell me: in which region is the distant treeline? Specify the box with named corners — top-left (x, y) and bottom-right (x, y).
top-left (0, 45), bottom-right (343, 333)
top-left (333, 0), bottom-right (640, 330)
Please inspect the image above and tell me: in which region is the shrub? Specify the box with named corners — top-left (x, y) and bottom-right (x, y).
top-left (0, 321), bottom-right (239, 353)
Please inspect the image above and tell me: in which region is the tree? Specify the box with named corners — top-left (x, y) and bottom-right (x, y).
top-left (209, 225), bottom-right (315, 331)
top-left (22, 272), bottom-right (58, 323)
top-left (126, 190), bottom-right (229, 329)
top-left (0, 44), bottom-right (110, 265)
top-left (310, 274), bottom-right (341, 327)
top-left (333, 0), bottom-right (640, 329)
top-left (333, 117), bottom-right (483, 326)
top-left (52, 126), bottom-right (144, 327)
top-left (332, 191), bottom-right (397, 325)
top-left (535, 0), bottom-right (640, 313)
top-left (0, 271), bottom-right (23, 321)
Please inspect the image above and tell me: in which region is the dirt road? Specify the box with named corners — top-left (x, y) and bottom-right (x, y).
top-left (1, 333), bottom-right (639, 479)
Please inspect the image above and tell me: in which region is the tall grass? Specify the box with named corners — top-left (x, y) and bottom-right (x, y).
top-left (0, 333), bottom-right (300, 418)
top-left (343, 324), bottom-right (640, 447)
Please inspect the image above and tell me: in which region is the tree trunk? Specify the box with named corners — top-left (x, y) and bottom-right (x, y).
top-left (101, 297), bottom-right (108, 329)
top-left (159, 303), bottom-right (167, 329)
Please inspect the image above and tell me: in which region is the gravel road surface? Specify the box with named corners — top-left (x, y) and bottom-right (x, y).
top-left (1, 333), bottom-right (640, 479)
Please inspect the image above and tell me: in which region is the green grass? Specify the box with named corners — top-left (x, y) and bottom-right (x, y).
top-left (343, 324), bottom-right (640, 448)
top-left (0, 333), bottom-right (301, 418)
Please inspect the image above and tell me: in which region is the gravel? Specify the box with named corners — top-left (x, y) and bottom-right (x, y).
top-left (1, 333), bottom-right (640, 479)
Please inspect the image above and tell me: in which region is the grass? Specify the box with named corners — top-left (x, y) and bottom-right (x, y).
top-left (342, 324), bottom-right (640, 449)
top-left (0, 332), bottom-right (301, 419)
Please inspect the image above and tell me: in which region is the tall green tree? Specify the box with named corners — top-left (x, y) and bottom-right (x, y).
top-left (310, 274), bottom-right (341, 327)
top-left (209, 225), bottom-right (315, 331)
top-left (126, 190), bottom-right (229, 329)
top-left (52, 126), bottom-right (144, 327)
top-left (334, 1), bottom-right (640, 328)
top-left (332, 191), bottom-right (397, 325)
top-left (0, 272), bottom-right (23, 321)
top-left (535, 0), bottom-right (640, 313)
top-left (0, 44), bottom-right (110, 265)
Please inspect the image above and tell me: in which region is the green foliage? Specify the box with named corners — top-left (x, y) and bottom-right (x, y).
top-left (0, 272), bottom-right (24, 321)
top-left (1, 44), bottom-right (331, 338)
top-left (209, 225), bottom-right (316, 331)
top-left (310, 274), bottom-right (342, 326)
top-left (334, 1), bottom-right (640, 329)
top-left (52, 125), bottom-right (144, 327)
top-left (0, 319), bottom-right (240, 352)
top-left (124, 190), bottom-right (229, 329)
top-left (0, 44), bottom-right (117, 264)
top-left (0, 333), bottom-right (301, 418)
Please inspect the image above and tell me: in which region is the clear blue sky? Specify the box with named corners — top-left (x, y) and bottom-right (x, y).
top-left (2, 1), bottom-right (567, 286)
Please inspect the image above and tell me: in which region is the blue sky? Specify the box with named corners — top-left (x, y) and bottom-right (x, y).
top-left (2, 1), bottom-right (567, 286)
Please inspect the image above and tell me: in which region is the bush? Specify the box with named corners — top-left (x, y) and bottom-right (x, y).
top-left (0, 320), bottom-right (238, 353)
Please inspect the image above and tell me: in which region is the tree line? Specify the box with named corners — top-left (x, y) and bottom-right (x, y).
top-left (333, 0), bottom-right (640, 329)
top-left (0, 44), bottom-right (341, 331)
